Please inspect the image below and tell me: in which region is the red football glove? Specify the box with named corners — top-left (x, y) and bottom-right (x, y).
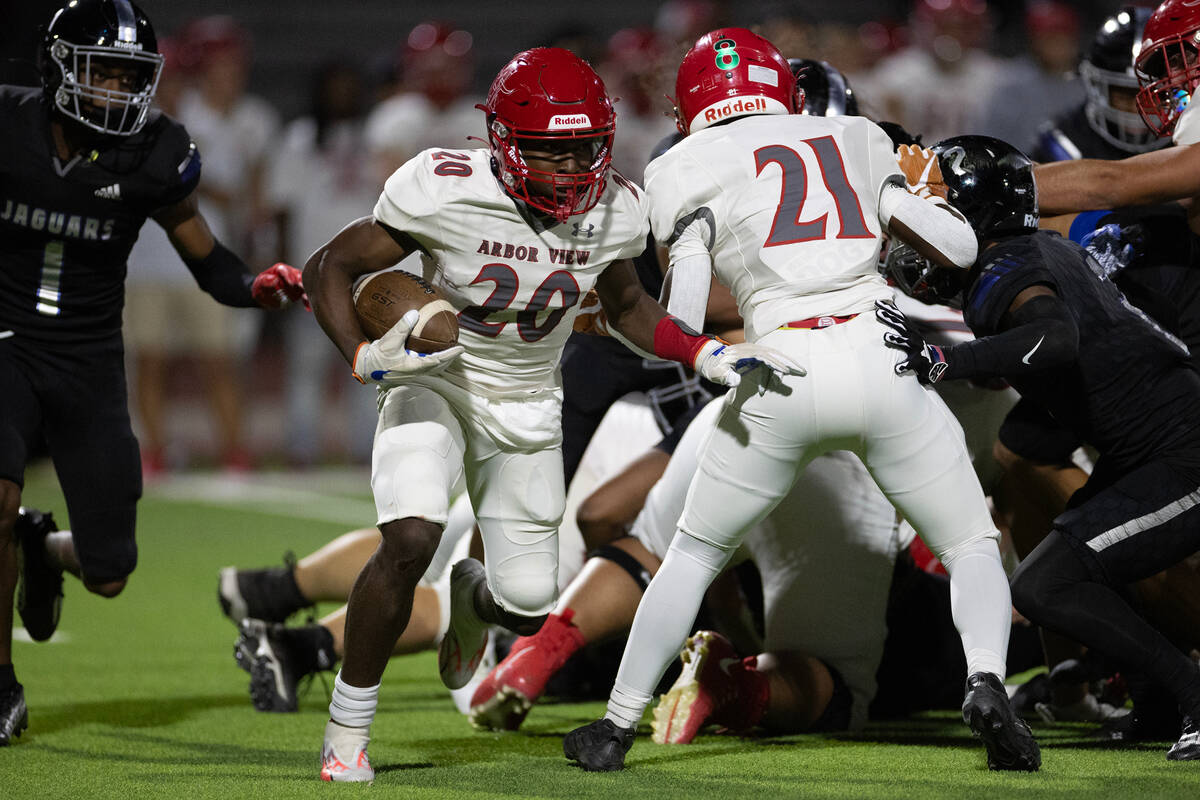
top-left (252, 263), bottom-right (309, 310)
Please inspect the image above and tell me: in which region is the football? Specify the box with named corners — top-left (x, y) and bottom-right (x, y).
top-left (352, 269), bottom-right (459, 353)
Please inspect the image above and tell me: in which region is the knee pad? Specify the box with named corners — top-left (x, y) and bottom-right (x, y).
top-left (372, 422), bottom-right (459, 527)
top-left (488, 549), bottom-right (558, 618)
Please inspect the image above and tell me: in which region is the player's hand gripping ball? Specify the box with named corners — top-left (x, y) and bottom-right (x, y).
top-left (351, 270), bottom-right (463, 384)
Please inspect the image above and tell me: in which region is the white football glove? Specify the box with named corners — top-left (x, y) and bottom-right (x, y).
top-left (693, 338), bottom-right (807, 388)
top-left (353, 309), bottom-right (464, 385)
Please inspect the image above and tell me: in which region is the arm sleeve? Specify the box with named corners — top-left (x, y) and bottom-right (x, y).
top-left (181, 240), bottom-right (256, 308)
top-left (942, 293), bottom-right (1079, 381)
top-left (879, 183), bottom-right (979, 269)
top-left (664, 212), bottom-right (715, 332)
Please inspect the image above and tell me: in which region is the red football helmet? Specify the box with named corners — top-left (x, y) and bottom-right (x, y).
top-left (1135, 0), bottom-right (1200, 136)
top-left (673, 28), bottom-right (797, 135)
top-left (478, 48), bottom-right (615, 223)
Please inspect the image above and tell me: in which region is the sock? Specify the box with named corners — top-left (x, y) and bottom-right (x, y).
top-left (329, 671), bottom-right (380, 729)
top-left (0, 664), bottom-right (15, 691)
top-left (277, 562), bottom-right (310, 611)
top-left (285, 624), bottom-right (338, 676)
top-left (605, 532), bottom-right (730, 729)
top-left (941, 537), bottom-right (1010, 679)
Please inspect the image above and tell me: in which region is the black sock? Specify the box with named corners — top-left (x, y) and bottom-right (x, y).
top-left (0, 664), bottom-right (16, 691)
top-left (285, 624), bottom-right (337, 676)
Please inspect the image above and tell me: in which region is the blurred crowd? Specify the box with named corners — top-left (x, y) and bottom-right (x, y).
top-left (126, 0), bottom-right (1101, 475)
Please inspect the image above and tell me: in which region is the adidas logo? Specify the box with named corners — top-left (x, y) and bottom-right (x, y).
top-left (94, 184), bottom-right (121, 200)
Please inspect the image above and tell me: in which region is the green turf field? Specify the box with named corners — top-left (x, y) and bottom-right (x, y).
top-left (5, 465), bottom-right (1198, 799)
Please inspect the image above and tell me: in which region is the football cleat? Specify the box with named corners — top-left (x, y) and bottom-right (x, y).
top-left (438, 559), bottom-right (490, 691)
top-left (0, 683), bottom-right (28, 745)
top-left (962, 672), bottom-right (1041, 771)
top-left (236, 619), bottom-right (301, 712)
top-left (217, 553), bottom-right (309, 625)
top-left (320, 720), bottom-right (374, 782)
top-left (563, 718), bottom-right (635, 772)
top-left (451, 628), bottom-right (497, 716)
top-left (651, 630), bottom-right (765, 744)
top-left (1168, 716), bottom-right (1200, 761)
top-left (15, 507), bottom-right (62, 642)
top-left (469, 609), bottom-right (585, 731)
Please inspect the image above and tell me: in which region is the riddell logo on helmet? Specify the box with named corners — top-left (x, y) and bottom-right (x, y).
top-left (705, 97), bottom-right (767, 123)
top-left (548, 114), bottom-right (592, 130)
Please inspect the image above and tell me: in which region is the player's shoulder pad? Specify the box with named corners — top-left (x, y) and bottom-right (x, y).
top-left (126, 110), bottom-right (202, 203)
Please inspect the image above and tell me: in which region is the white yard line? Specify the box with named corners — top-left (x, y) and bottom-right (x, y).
top-left (148, 471), bottom-right (377, 527)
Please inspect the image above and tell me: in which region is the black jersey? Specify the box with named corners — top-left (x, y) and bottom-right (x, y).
top-left (0, 85), bottom-right (201, 347)
top-left (964, 231), bottom-right (1200, 468)
top-left (1030, 105), bottom-right (1152, 163)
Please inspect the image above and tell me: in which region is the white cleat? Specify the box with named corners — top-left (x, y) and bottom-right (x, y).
top-left (438, 558), bottom-right (490, 690)
top-left (320, 720), bottom-right (374, 783)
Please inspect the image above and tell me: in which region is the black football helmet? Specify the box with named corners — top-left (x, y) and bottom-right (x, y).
top-left (41, 0), bottom-right (163, 136)
top-left (933, 135), bottom-right (1039, 240)
top-left (1079, 6), bottom-right (1161, 153)
top-left (883, 241), bottom-right (969, 308)
top-left (788, 58), bottom-right (859, 117)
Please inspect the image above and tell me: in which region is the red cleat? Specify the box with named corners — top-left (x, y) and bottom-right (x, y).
top-left (469, 609), bottom-right (585, 731)
top-left (651, 630), bottom-right (768, 744)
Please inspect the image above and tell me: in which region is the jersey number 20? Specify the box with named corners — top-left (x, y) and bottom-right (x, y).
top-left (755, 136), bottom-right (873, 247)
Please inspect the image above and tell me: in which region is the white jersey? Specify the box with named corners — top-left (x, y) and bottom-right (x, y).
top-left (373, 148), bottom-right (650, 397)
top-left (645, 115), bottom-right (902, 341)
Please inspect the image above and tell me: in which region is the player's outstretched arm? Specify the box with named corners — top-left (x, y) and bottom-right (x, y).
top-left (595, 260), bottom-right (805, 387)
top-left (1034, 143), bottom-right (1200, 216)
top-left (877, 286), bottom-right (1078, 384)
top-left (155, 192), bottom-right (306, 309)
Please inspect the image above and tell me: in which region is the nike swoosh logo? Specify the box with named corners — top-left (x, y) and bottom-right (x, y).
top-left (0, 331), bottom-right (13, 340)
top-left (1022, 335), bottom-right (1045, 365)
top-left (717, 657), bottom-right (741, 676)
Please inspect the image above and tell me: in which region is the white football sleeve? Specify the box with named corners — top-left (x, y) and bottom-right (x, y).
top-left (878, 183), bottom-right (979, 270)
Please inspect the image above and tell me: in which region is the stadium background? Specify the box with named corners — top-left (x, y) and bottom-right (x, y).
top-left (4, 0), bottom-right (1117, 114)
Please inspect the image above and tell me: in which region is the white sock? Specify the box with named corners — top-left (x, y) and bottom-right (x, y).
top-left (604, 532), bottom-right (729, 728)
top-left (329, 671), bottom-right (380, 729)
top-left (941, 537), bottom-right (1010, 679)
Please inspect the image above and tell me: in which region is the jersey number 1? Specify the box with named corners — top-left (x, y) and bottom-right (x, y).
top-left (37, 240), bottom-right (65, 316)
top-left (755, 136), bottom-right (873, 247)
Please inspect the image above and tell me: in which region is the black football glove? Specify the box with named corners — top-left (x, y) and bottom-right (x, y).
top-left (875, 299), bottom-right (948, 384)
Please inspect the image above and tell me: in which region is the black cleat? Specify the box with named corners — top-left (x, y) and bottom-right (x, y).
top-left (962, 672), bottom-right (1041, 771)
top-left (1168, 716), bottom-right (1200, 761)
top-left (217, 553), bottom-right (309, 625)
top-left (15, 508), bottom-right (62, 642)
top-left (235, 619), bottom-right (301, 712)
top-left (564, 718), bottom-right (635, 772)
top-left (0, 683), bottom-right (28, 745)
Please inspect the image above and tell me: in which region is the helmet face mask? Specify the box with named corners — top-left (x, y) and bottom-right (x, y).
top-left (673, 28), bottom-right (798, 135)
top-left (1135, 0), bottom-right (1200, 137)
top-left (883, 241), bottom-right (965, 309)
top-left (43, 0), bottom-right (163, 137)
top-left (479, 48), bottom-right (615, 223)
top-left (1080, 6), bottom-right (1162, 152)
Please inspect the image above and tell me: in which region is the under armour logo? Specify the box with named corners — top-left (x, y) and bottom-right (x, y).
top-left (94, 183), bottom-right (121, 200)
top-left (572, 222), bottom-right (595, 238)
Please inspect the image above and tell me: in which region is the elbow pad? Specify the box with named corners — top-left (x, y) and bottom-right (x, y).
top-left (879, 183), bottom-right (978, 270)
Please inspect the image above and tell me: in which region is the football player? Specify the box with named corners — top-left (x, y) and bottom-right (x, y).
top-left (564, 29), bottom-right (1038, 773)
top-left (302, 46), bottom-right (802, 782)
top-left (0, 0), bottom-right (304, 746)
top-left (1035, 0), bottom-right (1200, 218)
top-left (878, 134), bottom-right (1200, 762)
